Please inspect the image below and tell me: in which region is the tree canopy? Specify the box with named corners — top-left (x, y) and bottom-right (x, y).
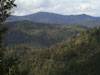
top-left (0, 0), bottom-right (16, 23)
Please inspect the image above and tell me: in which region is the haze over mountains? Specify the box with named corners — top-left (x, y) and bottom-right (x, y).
top-left (7, 12), bottom-right (100, 27)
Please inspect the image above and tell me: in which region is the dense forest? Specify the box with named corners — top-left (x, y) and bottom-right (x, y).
top-left (1, 0), bottom-right (100, 75)
top-left (5, 26), bottom-right (100, 75)
top-left (3, 21), bottom-right (87, 47)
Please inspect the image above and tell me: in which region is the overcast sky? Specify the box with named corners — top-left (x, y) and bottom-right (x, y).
top-left (14, 0), bottom-right (100, 16)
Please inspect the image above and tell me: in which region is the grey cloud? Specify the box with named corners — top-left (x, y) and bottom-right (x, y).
top-left (14, 0), bottom-right (100, 16)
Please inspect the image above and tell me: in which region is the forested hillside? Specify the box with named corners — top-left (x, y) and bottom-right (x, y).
top-left (1, 0), bottom-right (100, 75)
top-left (3, 21), bottom-right (87, 47)
top-left (6, 27), bottom-right (100, 75)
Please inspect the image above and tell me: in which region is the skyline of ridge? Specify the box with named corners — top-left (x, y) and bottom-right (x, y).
top-left (12, 11), bottom-right (100, 17)
top-left (14, 0), bottom-right (100, 17)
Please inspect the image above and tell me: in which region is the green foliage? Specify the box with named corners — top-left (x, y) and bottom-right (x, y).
top-left (6, 27), bottom-right (100, 75)
top-left (0, 0), bottom-right (20, 75)
top-left (4, 21), bottom-right (87, 47)
top-left (0, 0), bottom-right (16, 22)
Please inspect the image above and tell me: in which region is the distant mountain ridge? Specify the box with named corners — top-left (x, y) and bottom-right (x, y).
top-left (7, 12), bottom-right (100, 27)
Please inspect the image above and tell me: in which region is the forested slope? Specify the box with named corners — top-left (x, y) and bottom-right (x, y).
top-left (4, 21), bottom-right (87, 47)
top-left (6, 27), bottom-right (100, 75)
